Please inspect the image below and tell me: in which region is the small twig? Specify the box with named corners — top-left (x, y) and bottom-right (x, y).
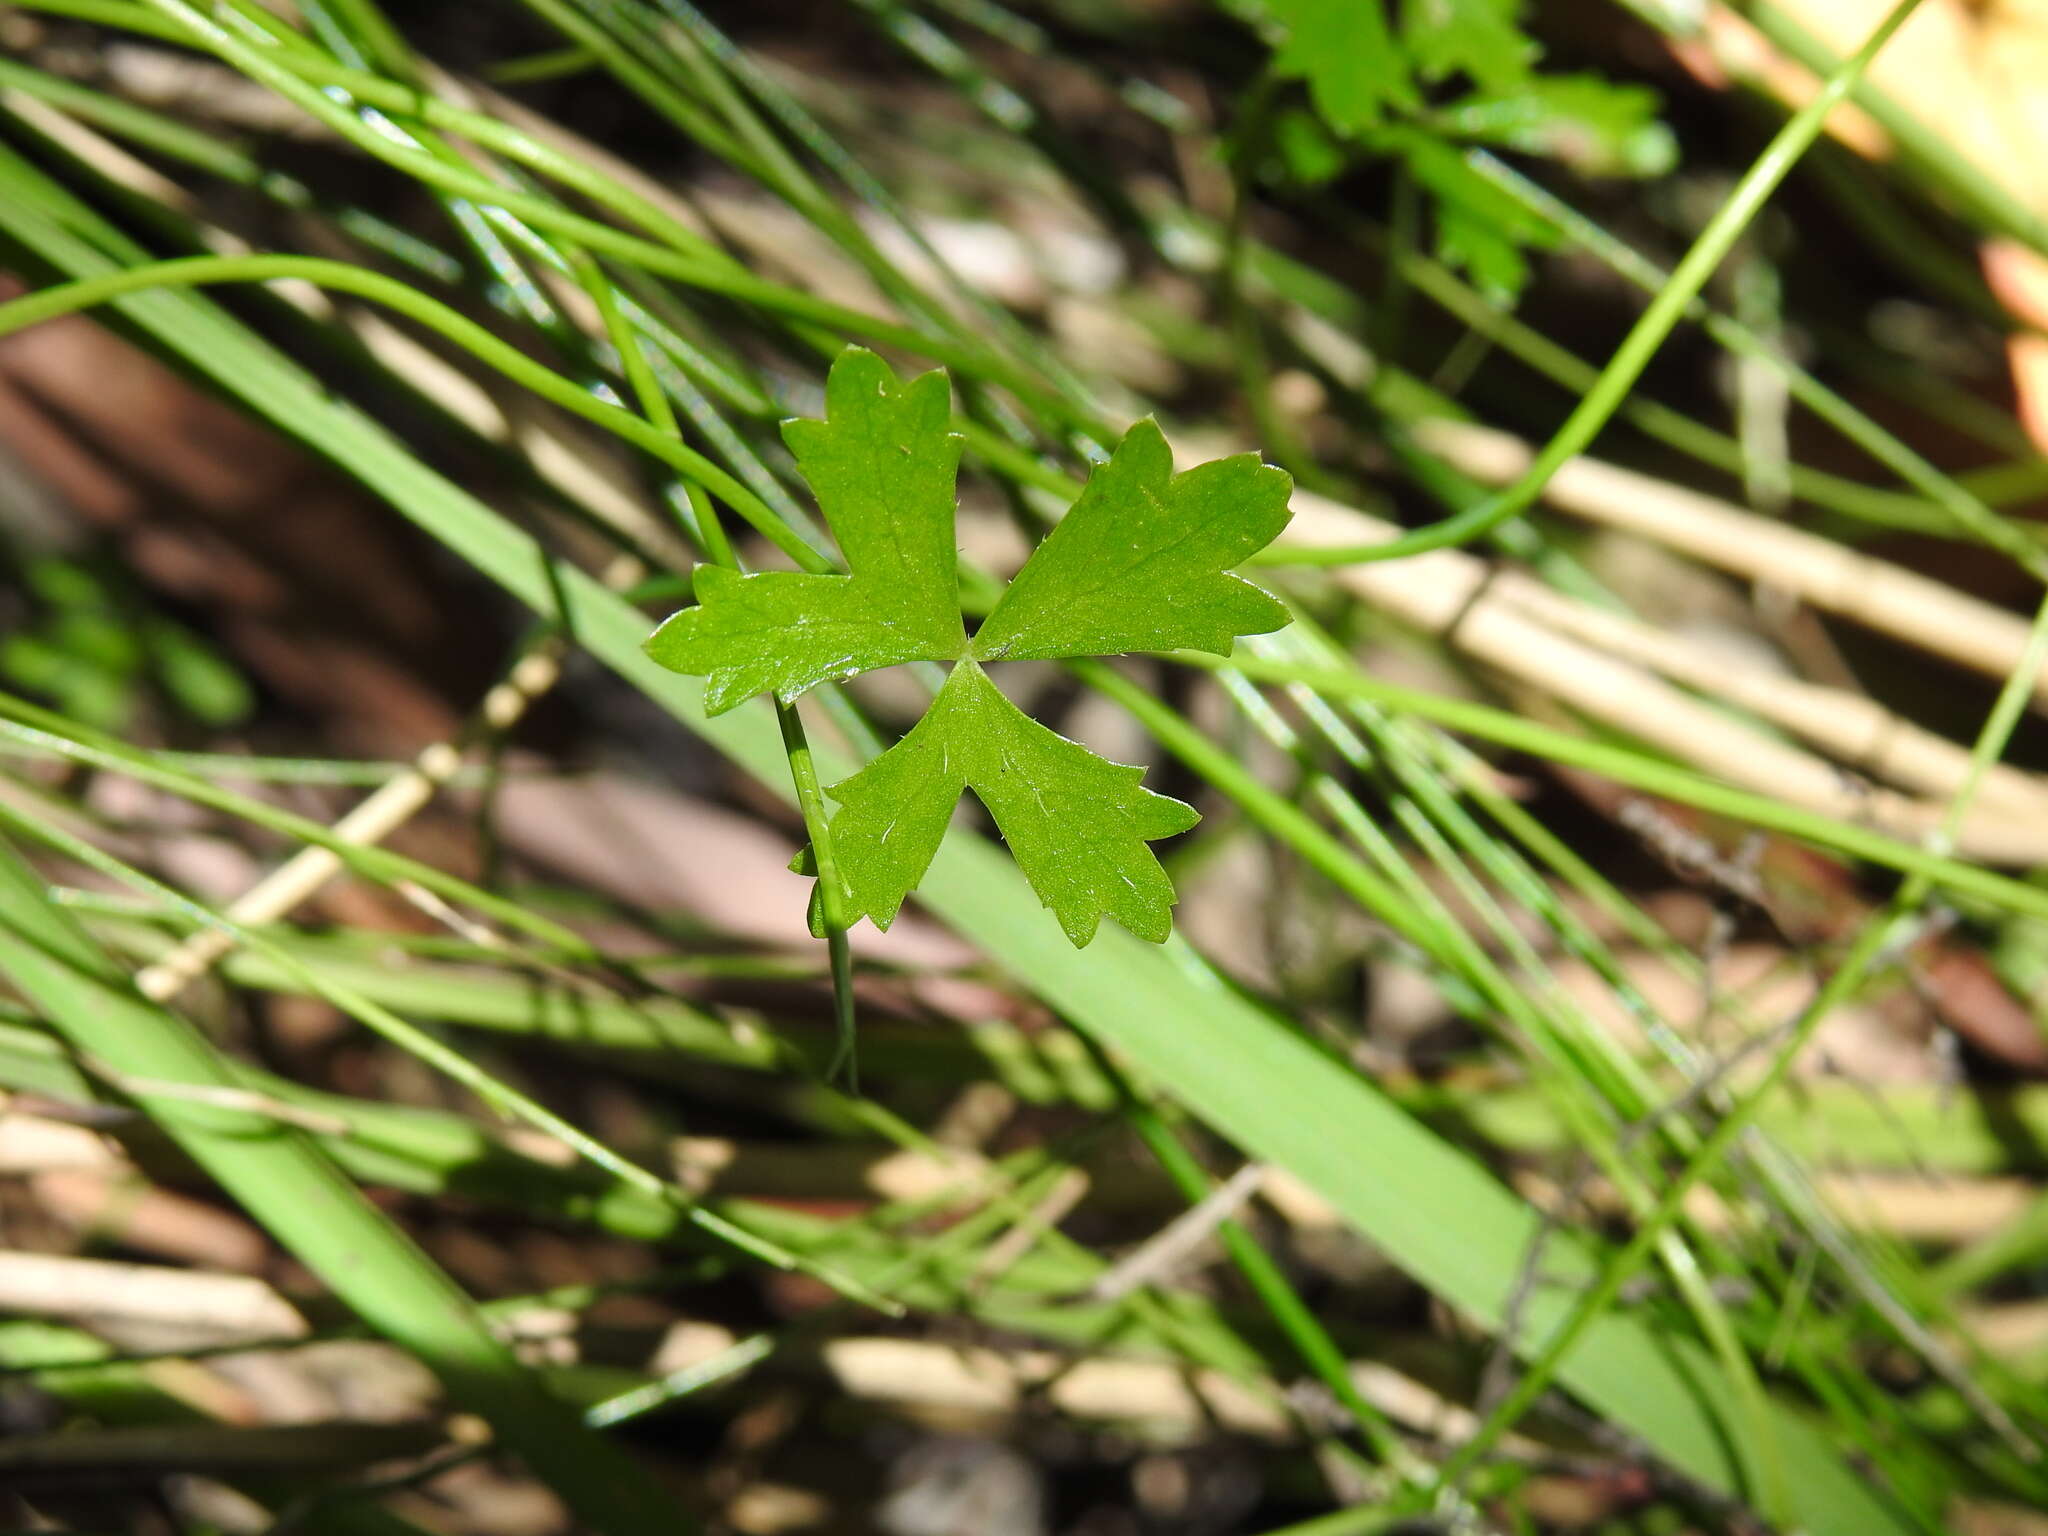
top-left (1275, 485), bottom-right (2048, 861)
top-left (968, 1167), bottom-right (1091, 1295)
top-left (1085, 1160), bottom-right (1269, 1304)
top-left (0, 1251), bottom-right (307, 1343)
top-left (1615, 799), bottom-right (1770, 912)
top-left (131, 612), bottom-right (611, 1007)
top-left (1417, 415), bottom-right (2048, 710)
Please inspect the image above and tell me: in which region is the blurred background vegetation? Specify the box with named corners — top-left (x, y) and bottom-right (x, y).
top-left (4, 1), bottom-right (2048, 1533)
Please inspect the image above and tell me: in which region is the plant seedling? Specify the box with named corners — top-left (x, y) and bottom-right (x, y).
top-left (648, 347), bottom-right (1293, 945)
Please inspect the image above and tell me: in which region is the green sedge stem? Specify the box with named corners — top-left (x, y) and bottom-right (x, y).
top-left (0, 696), bottom-right (593, 956)
top-left (1458, 153), bottom-right (2048, 574)
top-left (0, 253), bottom-right (827, 570)
top-left (0, 830), bottom-right (686, 1536)
top-left (1376, 222), bottom-right (2048, 544)
top-left (1121, 1095), bottom-right (1415, 1474)
top-left (0, 797), bottom-right (898, 1314)
top-left (574, 246), bottom-right (737, 568)
top-left (485, 42), bottom-right (601, 84)
top-left (1411, 559), bottom-right (2048, 1518)
top-left (1739, 0), bottom-right (2048, 259)
top-left (1170, 651), bottom-right (2048, 924)
top-left (132, 0), bottom-right (1097, 444)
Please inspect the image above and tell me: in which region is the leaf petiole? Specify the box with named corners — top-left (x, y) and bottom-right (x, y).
top-left (775, 698), bottom-right (861, 1087)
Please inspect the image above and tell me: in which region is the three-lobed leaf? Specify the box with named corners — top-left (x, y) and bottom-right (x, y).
top-left (781, 349), bottom-right (965, 624)
top-left (1401, 0), bottom-right (1534, 90)
top-left (1388, 128), bottom-right (1562, 300)
top-left (646, 348), bottom-right (1293, 946)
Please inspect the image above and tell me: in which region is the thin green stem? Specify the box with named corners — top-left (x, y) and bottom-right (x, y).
top-left (1064, 663), bottom-right (1436, 954)
top-left (0, 833), bottom-right (686, 1536)
top-left (1410, 581), bottom-right (2048, 1512)
top-left (0, 252), bottom-right (828, 568)
top-left (1736, 0), bottom-right (2048, 259)
top-left (1120, 1096), bottom-right (1421, 1479)
top-left (776, 700), bottom-right (861, 1086)
top-left (1455, 153), bottom-right (2048, 573)
top-left (0, 798), bottom-right (897, 1313)
top-left (568, 242), bottom-right (858, 1083)
top-left (1379, 228), bottom-right (2048, 540)
top-left (1232, 643), bottom-right (1783, 1513)
top-left (571, 247), bottom-right (738, 579)
top-left (485, 42), bottom-right (601, 83)
top-left (1169, 653), bottom-right (2048, 923)
top-left (111, 0), bottom-right (1095, 438)
top-left (1257, 0), bottom-right (1925, 566)
top-left (0, 698), bottom-right (593, 955)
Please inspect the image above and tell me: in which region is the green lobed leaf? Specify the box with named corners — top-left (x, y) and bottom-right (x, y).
top-left (827, 660), bottom-right (1198, 945)
top-left (1244, 0), bottom-right (1662, 303)
top-left (1389, 128), bottom-right (1562, 300)
top-left (972, 419), bottom-right (1293, 663)
top-left (0, 160), bottom-right (1913, 1520)
top-left (645, 348), bottom-right (965, 713)
top-left (648, 348), bottom-right (1289, 945)
top-left (779, 348), bottom-right (966, 618)
top-left (1401, 0), bottom-right (1536, 90)
top-left (1439, 76), bottom-right (1677, 177)
top-left (1269, 106), bottom-right (1352, 186)
top-left (1259, 0), bottom-right (1414, 133)
top-left (649, 566), bottom-right (932, 714)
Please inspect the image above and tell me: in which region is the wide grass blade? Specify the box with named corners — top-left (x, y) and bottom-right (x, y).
top-left (0, 835), bottom-right (686, 1536)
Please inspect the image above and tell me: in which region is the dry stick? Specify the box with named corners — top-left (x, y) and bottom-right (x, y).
top-left (1280, 488), bottom-right (2048, 862)
top-left (1490, 574), bottom-right (2048, 822)
top-left (800, 1332), bottom-right (1540, 1454)
top-left (967, 1166), bottom-right (1092, 1294)
top-left (0, 1251), bottom-right (309, 1343)
top-left (131, 613), bottom-right (610, 1005)
top-left (1514, 1168), bottom-right (2036, 1243)
top-left (74, 1060), bottom-right (354, 1136)
top-left (1084, 1160), bottom-right (1272, 1305)
top-left (1418, 417), bottom-right (2048, 707)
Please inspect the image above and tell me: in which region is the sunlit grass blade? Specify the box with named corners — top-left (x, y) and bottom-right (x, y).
top-left (0, 833), bottom-right (687, 1536)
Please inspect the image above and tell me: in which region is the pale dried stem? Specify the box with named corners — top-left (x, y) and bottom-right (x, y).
top-left (1416, 417), bottom-right (2048, 706)
top-left (1492, 573), bottom-right (2048, 821)
top-left (133, 635), bottom-right (599, 1004)
top-left (969, 1166), bottom-right (1092, 1293)
top-left (1281, 486), bottom-right (2048, 861)
top-left (791, 1333), bottom-right (1541, 1452)
top-left (1514, 1166), bottom-right (2039, 1243)
top-left (1086, 1160), bottom-right (1268, 1304)
top-left (0, 1251), bottom-right (309, 1341)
